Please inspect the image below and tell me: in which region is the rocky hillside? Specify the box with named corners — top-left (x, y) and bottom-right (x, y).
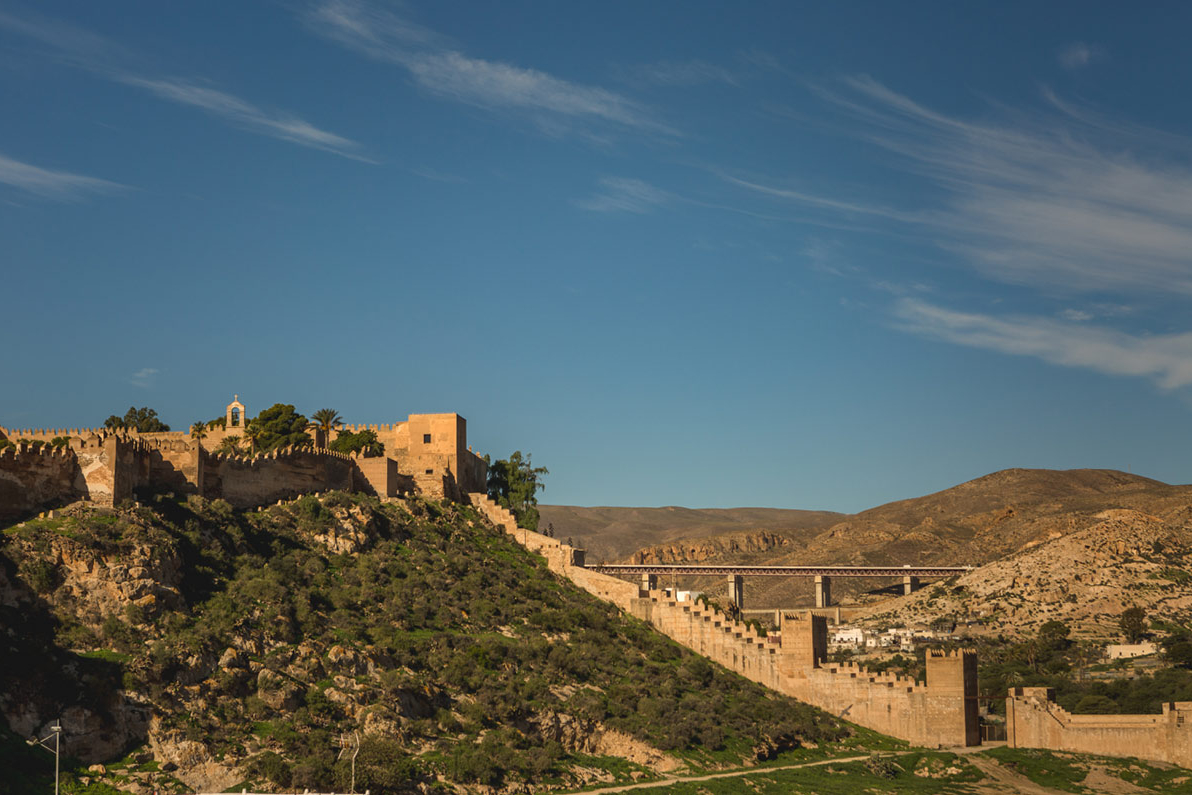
top-left (0, 493), bottom-right (849, 794)
top-left (546, 470), bottom-right (1192, 619)
top-left (855, 507), bottom-right (1192, 638)
top-left (537, 505), bottom-right (841, 563)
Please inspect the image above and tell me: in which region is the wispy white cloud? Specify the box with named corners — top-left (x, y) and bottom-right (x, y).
top-left (896, 298), bottom-right (1192, 389)
top-left (0, 152), bottom-right (124, 200)
top-left (1059, 42), bottom-right (1104, 71)
top-left (130, 367), bottom-right (158, 388)
top-left (621, 59), bottom-right (738, 87)
top-left (730, 77), bottom-right (1192, 297)
top-left (1059, 308), bottom-right (1093, 322)
top-left (306, 0), bottom-right (673, 136)
top-left (412, 166), bottom-right (467, 184)
top-left (118, 76), bottom-right (372, 161)
top-left (0, 11), bottom-right (368, 160)
top-left (576, 177), bottom-right (670, 213)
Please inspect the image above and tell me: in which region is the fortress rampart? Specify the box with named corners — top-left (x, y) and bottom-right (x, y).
top-left (466, 492), bottom-right (980, 748)
top-left (1, 404), bottom-right (487, 519)
top-left (1007, 687), bottom-right (1192, 767)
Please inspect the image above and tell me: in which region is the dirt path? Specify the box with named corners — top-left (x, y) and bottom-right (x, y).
top-left (575, 746), bottom-right (1069, 795)
top-left (573, 754), bottom-right (875, 794)
top-left (966, 754), bottom-right (1071, 795)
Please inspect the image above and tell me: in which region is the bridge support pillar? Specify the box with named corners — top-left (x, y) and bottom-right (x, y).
top-left (640, 573), bottom-right (658, 595)
top-left (727, 574), bottom-right (744, 611)
top-left (902, 575), bottom-right (920, 595)
top-left (814, 575), bottom-right (832, 608)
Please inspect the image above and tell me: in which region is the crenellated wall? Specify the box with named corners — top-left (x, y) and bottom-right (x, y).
top-left (0, 443), bottom-right (82, 519)
top-left (466, 492), bottom-right (980, 748)
top-left (201, 447), bottom-right (356, 508)
top-left (1007, 687), bottom-right (1192, 768)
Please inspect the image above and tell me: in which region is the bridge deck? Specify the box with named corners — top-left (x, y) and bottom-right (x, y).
top-left (583, 564), bottom-right (972, 577)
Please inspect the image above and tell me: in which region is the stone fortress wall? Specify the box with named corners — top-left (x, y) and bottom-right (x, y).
top-left (1007, 687), bottom-right (1192, 768)
top-left (467, 492), bottom-right (980, 749)
top-left (0, 398), bottom-right (486, 519)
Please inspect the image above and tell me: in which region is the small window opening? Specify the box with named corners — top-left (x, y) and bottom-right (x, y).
top-left (425, 468), bottom-right (434, 475)
top-left (231, 408), bottom-right (241, 427)
top-left (423, 433), bottom-right (432, 444)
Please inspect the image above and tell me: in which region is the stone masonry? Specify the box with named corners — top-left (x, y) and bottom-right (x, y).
top-left (467, 492), bottom-right (981, 749)
top-left (0, 399), bottom-right (487, 518)
top-left (1007, 687), bottom-right (1192, 768)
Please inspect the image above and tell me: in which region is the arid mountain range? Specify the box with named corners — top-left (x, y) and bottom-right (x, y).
top-left (541, 469), bottom-right (1192, 636)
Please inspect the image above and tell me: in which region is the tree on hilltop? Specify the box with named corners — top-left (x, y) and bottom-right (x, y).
top-left (104, 406), bottom-right (170, 433)
top-left (487, 451), bottom-right (548, 531)
top-left (249, 404), bottom-right (311, 452)
top-left (309, 408), bottom-right (342, 448)
top-left (330, 429), bottom-right (384, 457)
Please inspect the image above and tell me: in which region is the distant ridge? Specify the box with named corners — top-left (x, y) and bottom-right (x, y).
top-left (542, 468), bottom-right (1192, 615)
top-left (537, 504), bottom-right (842, 563)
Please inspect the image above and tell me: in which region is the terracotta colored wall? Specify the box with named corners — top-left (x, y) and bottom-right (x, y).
top-left (1007, 688), bottom-right (1192, 768)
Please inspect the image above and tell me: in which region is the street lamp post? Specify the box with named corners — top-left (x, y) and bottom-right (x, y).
top-left (27, 720), bottom-right (62, 795)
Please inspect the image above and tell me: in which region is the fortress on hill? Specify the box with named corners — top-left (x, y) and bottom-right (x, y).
top-left (0, 396), bottom-right (487, 520)
top-left (6, 398), bottom-right (1192, 766)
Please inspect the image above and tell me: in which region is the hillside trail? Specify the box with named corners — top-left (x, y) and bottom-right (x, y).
top-left (573, 746), bottom-right (1074, 795)
top-left (965, 753), bottom-right (1081, 795)
top-left (572, 754), bottom-right (873, 794)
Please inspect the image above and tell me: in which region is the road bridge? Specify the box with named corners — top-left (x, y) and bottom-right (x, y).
top-left (583, 564), bottom-right (973, 609)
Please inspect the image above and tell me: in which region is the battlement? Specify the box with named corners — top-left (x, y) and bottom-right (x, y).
top-left (337, 422), bottom-right (403, 435)
top-left (1008, 687), bottom-right (1192, 767)
top-left (4, 427), bottom-right (91, 442)
top-left (0, 442), bottom-right (75, 462)
top-left (2, 401), bottom-right (488, 520)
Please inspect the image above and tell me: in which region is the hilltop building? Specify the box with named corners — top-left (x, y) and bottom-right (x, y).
top-left (0, 397), bottom-right (488, 519)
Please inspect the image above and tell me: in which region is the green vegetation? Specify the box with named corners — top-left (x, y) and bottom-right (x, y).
top-left (0, 726), bottom-right (131, 795)
top-left (594, 751), bottom-right (985, 794)
top-left (103, 406), bottom-right (169, 433)
top-left (1122, 605), bottom-right (1149, 643)
top-left (212, 435), bottom-right (245, 456)
top-left (248, 403), bottom-right (311, 452)
top-left (976, 617), bottom-right (1192, 715)
top-left (1, 494), bottom-right (847, 793)
top-left (329, 428), bottom-right (384, 456)
top-left (982, 746), bottom-right (1192, 793)
top-left (309, 408), bottom-right (343, 447)
top-left (487, 450), bottom-right (548, 530)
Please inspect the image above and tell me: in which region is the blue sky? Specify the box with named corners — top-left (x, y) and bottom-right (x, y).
top-left (3, 1), bottom-right (1191, 512)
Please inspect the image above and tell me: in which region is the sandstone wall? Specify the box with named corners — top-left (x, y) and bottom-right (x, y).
top-left (0, 444), bottom-right (81, 519)
top-left (354, 455), bottom-right (412, 498)
top-left (630, 596), bottom-right (978, 747)
top-left (73, 436), bottom-right (138, 505)
top-left (467, 492), bottom-right (979, 748)
top-left (202, 448), bottom-right (355, 508)
top-left (1007, 687), bottom-right (1192, 767)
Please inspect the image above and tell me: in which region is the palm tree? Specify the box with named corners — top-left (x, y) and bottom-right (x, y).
top-left (244, 421), bottom-right (262, 455)
top-left (190, 422), bottom-right (208, 442)
top-left (310, 408), bottom-right (343, 449)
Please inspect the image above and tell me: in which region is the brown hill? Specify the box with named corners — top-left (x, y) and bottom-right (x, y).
top-left (855, 506), bottom-right (1192, 639)
top-left (536, 505), bottom-right (842, 564)
top-left (542, 469), bottom-right (1192, 619)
